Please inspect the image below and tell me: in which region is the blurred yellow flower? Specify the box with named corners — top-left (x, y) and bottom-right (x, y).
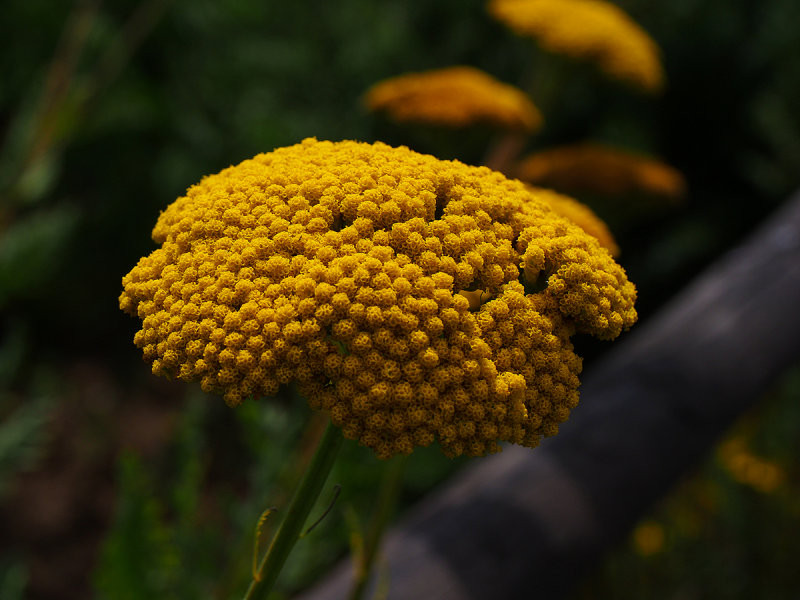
top-left (488, 0), bottom-right (665, 93)
top-left (365, 66), bottom-right (543, 132)
top-left (632, 520), bottom-right (665, 556)
top-left (516, 143), bottom-right (686, 202)
top-left (718, 438), bottom-right (785, 494)
top-left (120, 139), bottom-right (636, 459)
top-left (532, 188), bottom-right (619, 256)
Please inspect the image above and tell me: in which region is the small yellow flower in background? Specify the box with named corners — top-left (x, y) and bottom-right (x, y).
top-left (531, 188), bottom-right (620, 256)
top-left (488, 0), bottom-right (665, 94)
top-left (718, 438), bottom-right (785, 494)
top-left (120, 138), bottom-right (636, 459)
top-left (632, 520), bottom-right (665, 556)
top-left (365, 66), bottom-right (543, 133)
top-left (516, 143), bottom-right (686, 202)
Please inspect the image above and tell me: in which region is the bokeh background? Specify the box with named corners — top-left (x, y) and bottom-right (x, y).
top-left (1, 0), bottom-right (799, 598)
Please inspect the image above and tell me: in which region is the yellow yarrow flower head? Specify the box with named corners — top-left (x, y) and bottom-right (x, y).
top-left (120, 138), bottom-right (636, 459)
top-left (488, 0), bottom-right (665, 94)
top-left (365, 66), bottom-right (543, 133)
top-left (532, 188), bottom-right (620, 256)
top-left (517, 143), bottom-right (686, 202)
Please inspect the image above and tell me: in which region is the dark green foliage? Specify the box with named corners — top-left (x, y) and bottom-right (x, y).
top-left (91, 383), bottom-right (465, 599)
top-left (0, 559), bottom-right (27, 600)
top-left (94, 387), bottom-right (306, 599)
top-left (0, 207), bottom-right (79, 307)
top-left (94, 391), bottom-right (210, 600)
top-left (0, 395), bottom-right (53, 499)
top-left (0, 362), bottom-right (56, 499)
top-left (94, 454), bottom-right (182, 600)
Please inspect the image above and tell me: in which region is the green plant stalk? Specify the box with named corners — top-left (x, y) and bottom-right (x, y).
top-left (244, 420), bottom-right (343, 600)
top-left (349, 454), bottom-right (408, 600)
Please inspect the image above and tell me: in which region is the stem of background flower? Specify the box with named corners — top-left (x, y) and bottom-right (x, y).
top-left (483, 48), bottom-right (566, 175)
top-left (348, 454), bottom-right (408, 600)
top-left (482, 131), bottom-right (529, 174)
top-left (244, 420), bottom-right (343, 600)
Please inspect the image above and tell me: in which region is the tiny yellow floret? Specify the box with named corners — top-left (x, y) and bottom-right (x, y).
top-left (488, 0), bottom-right (665, 94)
top-left (120, 138), bottom-right (636, 458)
top-left (365, 66), bottom-right (543, 132)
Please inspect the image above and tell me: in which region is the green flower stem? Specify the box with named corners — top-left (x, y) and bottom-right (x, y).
top-left (349, 454), bottom-right (408, 600)
top-left (245, 420), bottom-right (343, 600)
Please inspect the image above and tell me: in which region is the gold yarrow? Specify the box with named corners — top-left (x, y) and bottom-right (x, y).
top-left (517, 143), bottom-right (686, 201)
top-left (365, 66), bottom-right (543, 132)
top-left (488, 0), bottom-right (665, 94)
top-left (120, 139), bottom-right (637, 459)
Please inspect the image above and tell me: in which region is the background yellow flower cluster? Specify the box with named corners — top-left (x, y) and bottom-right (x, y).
top-left (488, 0), bottom-right (665, 93)
top-left (365, 66), bottom-right (543, 132)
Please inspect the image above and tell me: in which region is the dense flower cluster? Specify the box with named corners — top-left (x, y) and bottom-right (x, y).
top-left (365, 66), bottom-right (542, 132)
top-left (534, 188), bottom-right (619, 256)
top-left (488, 0), bottom-right (665, 94)
top-left (120, 139), bottom-right (636, 458)
top-left (517, 143), bottom-right (686, 202)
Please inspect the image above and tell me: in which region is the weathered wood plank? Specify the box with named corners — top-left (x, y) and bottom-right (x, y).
top-left (297, 191), bottom-right (800, 600)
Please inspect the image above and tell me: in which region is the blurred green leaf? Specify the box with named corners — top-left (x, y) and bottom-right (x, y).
top-left (0, 320), bottom-right (28, 387)
top-left (11, 152), bottom-right (62, 205)
top-left (0, 560), bottom-right (27, 600)
top-left (0, 205), bottom-right (79, 307)
top-left (94, 453), bottom-right (181, 600)
top-left (0, 393), bottom-right (53, 499)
